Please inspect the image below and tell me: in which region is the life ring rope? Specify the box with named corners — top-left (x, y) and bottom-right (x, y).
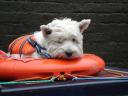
top-left (0, 73), bottom-right (128, 85)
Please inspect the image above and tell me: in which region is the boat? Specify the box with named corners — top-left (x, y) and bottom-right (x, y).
top-left (0, 50), bottom-right (128, 96)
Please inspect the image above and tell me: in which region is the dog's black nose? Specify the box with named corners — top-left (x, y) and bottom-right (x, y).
top-left (65, 51), bottom-right (73, 57)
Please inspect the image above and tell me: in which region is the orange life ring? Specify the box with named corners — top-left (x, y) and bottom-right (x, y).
top-left (0, 53), bottom-right (105, 81)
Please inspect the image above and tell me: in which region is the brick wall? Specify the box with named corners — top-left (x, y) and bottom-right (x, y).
top-left (0, 0), bottom-right (128, 68)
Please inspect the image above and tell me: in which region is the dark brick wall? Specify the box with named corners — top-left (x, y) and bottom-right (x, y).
top-left (0, 0), bottom-right (128, 68)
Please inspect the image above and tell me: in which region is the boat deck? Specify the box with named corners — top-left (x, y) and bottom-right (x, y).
top-left (0, 67), bottom-right (128, 96)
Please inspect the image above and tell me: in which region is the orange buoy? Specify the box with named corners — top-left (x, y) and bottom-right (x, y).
top-left (0, 53), bottom-right (105, 81)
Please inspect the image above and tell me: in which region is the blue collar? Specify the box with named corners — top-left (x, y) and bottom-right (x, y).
top-left (27, 37), bottom-right (52, 58)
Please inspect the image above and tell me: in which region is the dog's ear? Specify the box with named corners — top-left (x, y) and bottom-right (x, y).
top-left (79, 19), bottom-right (91, 33)
top-left (40, 25), bottom-right (52, 37)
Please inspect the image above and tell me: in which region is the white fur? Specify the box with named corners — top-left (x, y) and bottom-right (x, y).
top-left (11, 18), bottom-right (91, 59)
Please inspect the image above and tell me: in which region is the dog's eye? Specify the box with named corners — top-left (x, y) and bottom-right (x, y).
top-left (56, 40), bottom-right (63, 44)
top-left (72, 38), bottom-right (78, 43)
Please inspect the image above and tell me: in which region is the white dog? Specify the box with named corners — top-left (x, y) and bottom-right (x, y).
top-left (8, 18), bottom-right (91, 59)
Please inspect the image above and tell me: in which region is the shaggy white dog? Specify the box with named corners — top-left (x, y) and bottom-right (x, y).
top-left (9, 18), bottom-right (91, 59)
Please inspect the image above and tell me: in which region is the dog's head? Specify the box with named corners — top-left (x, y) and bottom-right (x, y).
top-left (40, 18), bottom-right (91, 59)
